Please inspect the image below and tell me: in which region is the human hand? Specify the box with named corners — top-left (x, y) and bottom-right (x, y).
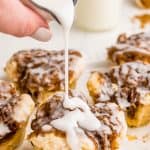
top-left (0, 0), bottom-right (51, 41)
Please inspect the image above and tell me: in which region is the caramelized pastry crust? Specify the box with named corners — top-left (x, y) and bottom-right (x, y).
top-left (108, 33), bottom-right (150, 64)
top-left (87, 62), bottom-right (150, 127)
top-left (29, 92), bottom-right (126, 150)
top-left (136, 0), bottom-right (150, 8)
top-left (0, 80), bottom-right (34, 149)
top-left (31, 91), bottom-right (87, 133)
top-left (0, 80), bottom-right (19, 140)
top-left (5, 49), bottom-right (84, 103)
top-left (91, 103), bottom-right (127, 150)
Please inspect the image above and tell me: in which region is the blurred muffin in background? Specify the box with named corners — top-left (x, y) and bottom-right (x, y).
top-left (87, 62), bottom-right (150, 127)
top-left (108, 32), bottom-right (150, 65)
top-left (136, 0), bottom-right (150, 8)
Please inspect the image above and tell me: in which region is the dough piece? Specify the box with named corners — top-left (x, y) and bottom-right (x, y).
top-left (5, 49), bottom-right (84, 104)
top-left (136, 0), bottom-right (150, 8)
top-left (0, 80), bottom-right (34, 150)
top-left (108, 33), bottom-right (150, 64)
top-left (29, 91), bottom-right (126, 150)
top-left (87, 62), bottom-right (150, 127)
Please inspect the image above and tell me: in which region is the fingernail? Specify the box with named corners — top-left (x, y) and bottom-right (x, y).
top-left (32, 28), bottom-right (51, 42)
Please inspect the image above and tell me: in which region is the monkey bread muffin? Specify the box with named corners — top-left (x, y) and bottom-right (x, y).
top-left (0, 80), bottom-right (34, 150)
top-left (108, 32), bottom-right (150, 65)
top-left (87, 62), bottom-right (150, 127)
top-left (29, 91), bottom-right (126, 150)
top-left (5, 49), bottom-right (84, 104)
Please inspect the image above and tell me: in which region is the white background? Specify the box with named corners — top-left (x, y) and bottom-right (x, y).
top-left (0, 0), bottom-right (149, 149)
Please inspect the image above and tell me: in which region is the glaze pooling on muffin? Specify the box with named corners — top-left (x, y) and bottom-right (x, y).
top-left (0, 81), bottom-right (20, 139)
top-left (97, 74), bottom-right (116, 102)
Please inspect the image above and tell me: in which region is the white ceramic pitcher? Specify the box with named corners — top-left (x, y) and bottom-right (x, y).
top-left (75, 0), bottom-right (122, 31)
top-left (21, 0), bottom-right (76, 30)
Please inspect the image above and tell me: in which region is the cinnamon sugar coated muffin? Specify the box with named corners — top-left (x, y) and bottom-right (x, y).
top-left (5, 49), bottom-right (84, 104)
top-left (108, 32), bottom-right (150, 64)
top-left (87, 62), bottom-right (150, 127)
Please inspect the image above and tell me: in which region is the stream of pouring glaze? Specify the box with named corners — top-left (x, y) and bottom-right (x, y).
top-left (28, 1), bottom-right (101, 149)
top-left (52, 2), bottom-right (101, 149)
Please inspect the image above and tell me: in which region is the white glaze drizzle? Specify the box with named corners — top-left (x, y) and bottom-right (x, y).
top-left (94, 103), bottom-right (125, 134)
top-left (112, 62), bottom-right (150, 86)
top-left (113, 48), bottom-right (150, 61)
top-left (64, 31), bottom-right (70, 98)
top-left (51, 97), bottom-right (101, 150)
top-left (113, 62), bottom-right (149, 108)
top-left (13, 94), bottom-right (34, 123)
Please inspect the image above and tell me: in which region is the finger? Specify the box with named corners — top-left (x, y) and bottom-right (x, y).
top-left (0, 0), bottom-right (51, 41)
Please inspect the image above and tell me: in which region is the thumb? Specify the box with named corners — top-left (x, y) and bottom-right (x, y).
top-left (0, 0), bottom-right (51, 41)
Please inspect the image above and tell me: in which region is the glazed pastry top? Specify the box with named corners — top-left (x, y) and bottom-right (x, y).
top-left (0, 80), bottom-right (34, 140)
top-left (32, 91), bottom-right (101, 150)
top-left (109, 62), bottom-right (150, 107)
top-left (8, 49), bottom-right (83, 93)
top-left (92, 103), bottom-right (123, 134)
top-left (0, 81), bottom-right (19, 139)
top-left (96, 62), bottom-right (150, 108)
top-left (31, 91), bottom-right (88, 132)
top-left (31, 92), bottom-right (125, 150)
top-left (31, 92), bottom-right (66, 132)
top-left (92, 102), bottom-right (126, 150)
top-left (108, 32), bottom-right (150, 62)
top-left (108, 62), bottom-right (150, 87)
top-left (111, 32), bottom-right (150, 53)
